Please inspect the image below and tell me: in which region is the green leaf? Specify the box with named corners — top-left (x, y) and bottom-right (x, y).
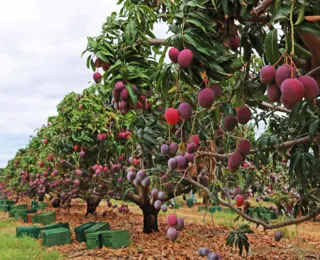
top-left (270, 6), bottom-right (290, 24)
top-left (86, 55), bottom-right (92, 69)
top-left (229, 58), bottom-right (244, 71)
top-left (87, 37), bottom-right (98, 49)
top-left (308, 120), bottom-right (319, 140)
top-left (126, 84), bottom-right (137, 105)
top-left (231, 95), bottom-right (244, 107)
top-left (295, 0), bottom-right (306, 25)
top-left (222, 0), bottom-right (228, 15)
top-left (295, 23), bottom-right (320, 37)
top-left (185, 18), bottom-right (207, 33)
top-left (211, 0), bottom-right (217, 10)
top-left (186, 1), bottom-right (206, 9)
top-left (264, 29), bottom-right (281, 65)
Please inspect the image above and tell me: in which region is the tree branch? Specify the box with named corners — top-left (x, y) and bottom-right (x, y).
top-left (238, 15), bottom-right (270, 24)
top-left (196, 134), bottom-right (320, 160)
top-left (148, 38), bottom-right (166, 46)
top-left (307, 66), bottom-right (320, 77)
top-left (186, 175), bottom-right (320, 230)
top-left (125, 191), bottom-right (141, 205)
top-left (251, 0), bottom-right (274, 16)
top-left (260, 101), bottom-right (291, 113)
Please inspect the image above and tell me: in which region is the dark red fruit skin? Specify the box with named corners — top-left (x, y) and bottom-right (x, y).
top-left (260, 65), bottom-right (276, 84)
top-left (228, 36), bottom-right (241, 51)
top-left (178, 103), bottom-right (193, 120)
top-left (177, 49), bottom-right (194, 68)
top-left (198, 88), bottom-right (215, 108)
top-left (102, 62), bottom-right (110, 71)
top-left (274, 231), bottom-right (282, 242)
top-left (93, 72), bottom-right (102, 83)
top-left (267, 83), bottom-right (281, 102)
top-left (190, 135), bottom-right (200, 146)
top-left (298, 75), bottom-right (319, 101)
top-left (229, 152), bottom-right (244, 168)
top-left (275, 65), bottom-right (295, 87)
top-left (236, 140), bottom-right (251, 155)
top-left (223, 115), bottom-right (238, 131)
top-left (169, 48), bottom-right (180, 63)
top-left (215, 128), bottom-right (224, 138)
top-left (236, 106), bottom-right (251, 124)
top-left (280, 78), bottom-right (304, 105)
top-left (95, 58), bottom-right (102, 68)
top-left (210, 84), bottom-right (223, 97)
top-left (280, 95), bottom-right (295, 109)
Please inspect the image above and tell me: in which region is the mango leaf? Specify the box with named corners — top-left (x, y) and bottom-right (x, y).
top-left (87, 37), bottom-right (98, 49)
top-left (186, 1), bottom-right (206, 9)
top-left (264, 29), bottom-right (281, 65)
top-left (295, 0), bottom-right (306, 25)
top-left (230, 58), bottom-right (244, 71)
top-left (231, 95), bottom-right (244, 107)
top-left (295, 23), bottom-right (320, 37)
top-left (185, 18), bottom-right (207, 32)
top-left (126, 84), bottom-right (137, 105)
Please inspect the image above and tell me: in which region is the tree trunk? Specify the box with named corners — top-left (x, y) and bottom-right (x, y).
top-left (85, 196), bottom-right (102, 216)
top-left (140, 203), bottom-right (159, 234)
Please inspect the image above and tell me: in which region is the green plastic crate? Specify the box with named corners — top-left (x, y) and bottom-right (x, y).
top-left (1, 200), bottom-right (15, 206)
top-left (38, 202), bottom-right (47, 210)
top-left (83, 222), bottom-right (110, 241)
top-left (9, 210), bottom-right (17, 218)
top-left (14, 209), bottom-right (27, 220)
top-left (32, 214), bottom-right (39, 223)
top-left (208, 206), bottom-right (216, 214)
top-left (0, 205), bottom-right (10, 212)
top-left (86, 232), bottom-right (102, 249)
top-left (16, 226), bottom-right (42, 239)
top-left (37, 211), bottom-right (56, 225)
top-left (11, 204), bottom-right (27, 211)
top-left (41, 222), bottom-right (70, 231)
top-left (31, 201), bottom-right (38, 210)
top-left (100, 230), bottom-right (130, 249)
top-left (186, 198), bottom-right (194, 208)
top-left (74, 222), bottom-right (96, 242)
top-left (22, 209), bottom-right (39, 223)
top-left (215, 206), bottom-right (222, 212)
top-left (41, 228), bottom-right (71, 247)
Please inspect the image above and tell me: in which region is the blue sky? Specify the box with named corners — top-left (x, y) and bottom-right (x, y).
top-left (0, 0), bottom-right (170, 168)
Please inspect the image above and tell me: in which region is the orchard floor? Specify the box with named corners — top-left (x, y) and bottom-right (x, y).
top-left (2, 200), bottom-right (320, 260)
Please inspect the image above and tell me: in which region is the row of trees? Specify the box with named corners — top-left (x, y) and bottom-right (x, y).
top-left (1, 0), bottom-right (320, 255)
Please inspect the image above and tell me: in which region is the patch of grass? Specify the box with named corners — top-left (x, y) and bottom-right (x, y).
top-left (0, 213), bottom-right (62, 260)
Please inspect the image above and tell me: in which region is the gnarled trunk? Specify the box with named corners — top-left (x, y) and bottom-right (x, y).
top-left (85, 196), bottom-right (102, 216)
top-left (140, 203), bottom-right (159, 234)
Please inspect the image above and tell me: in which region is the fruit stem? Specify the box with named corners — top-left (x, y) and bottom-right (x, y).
top-left (290, 0), bottom-right (295, 56)
top-left (272, 52), bottom-right (285, 67)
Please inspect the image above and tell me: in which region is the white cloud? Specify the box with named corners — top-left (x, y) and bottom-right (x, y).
top-left (0, 0), bottom-right (170, 168)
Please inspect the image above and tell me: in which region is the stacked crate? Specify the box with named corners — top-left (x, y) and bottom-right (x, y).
top-left (37, 211), bottom-right (56, 225)
top-left (186, 198), bottom-right (194, 208)
top-left (74, 222), bottom-right (96, 242)
top-left (100, 230), bottom-right (130, 249)
top-left (16, 226), bottom-right (42, 239)
top-left (41, 228), bottom-right (71, 247)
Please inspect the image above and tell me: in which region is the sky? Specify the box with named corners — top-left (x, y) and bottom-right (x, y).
top-left (0, 1), bottom-right (266, 168)
top-left (0, 0), bottom-right (169, 168)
